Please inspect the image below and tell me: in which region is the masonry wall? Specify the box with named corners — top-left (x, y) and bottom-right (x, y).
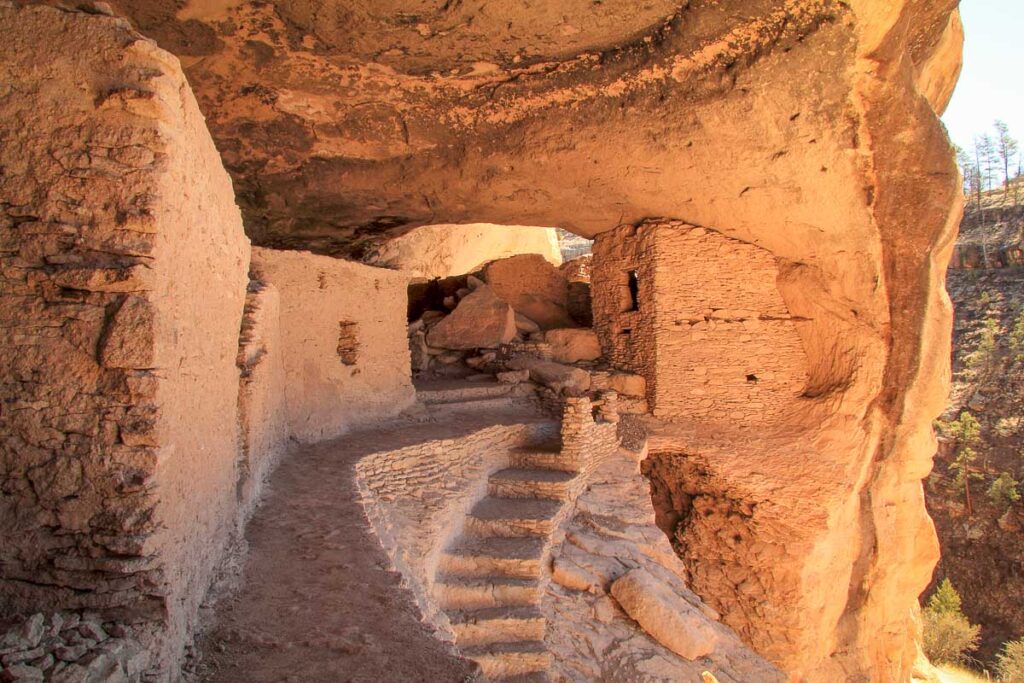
top-left (0, 5), bottom-right (250, 674)
top-left (593, 221), bottom-right (809, 425)
top-left (356, 422), bottom-right (558, 624)
top-left (250, 248), bottom-right (415, 443)
top-left (591, 224), bottom-right (658, 386)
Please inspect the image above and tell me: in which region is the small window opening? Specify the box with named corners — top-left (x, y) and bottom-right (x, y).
top-left (627, 270), bottom-right (640, 312)
top-left (746, 374), bottom-right (759, 383)
top-left (337, 320), bottom-right (359, 366)
top-left (619, 327), bottom-right (632, 337)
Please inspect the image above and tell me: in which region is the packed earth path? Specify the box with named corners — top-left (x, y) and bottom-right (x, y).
top-left (189, 406), bottom-right (553, 682)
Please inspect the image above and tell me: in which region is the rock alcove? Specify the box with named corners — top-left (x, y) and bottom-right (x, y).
top-left (0, 1), bottom-right (964, 682)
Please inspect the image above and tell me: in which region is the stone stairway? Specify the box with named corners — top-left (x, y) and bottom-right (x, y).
top-left (433, 439), bottom-right (581, 681)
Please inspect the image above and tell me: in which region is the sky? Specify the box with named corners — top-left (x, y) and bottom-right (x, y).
top-left (942, 2), bottom-right (1024, 152)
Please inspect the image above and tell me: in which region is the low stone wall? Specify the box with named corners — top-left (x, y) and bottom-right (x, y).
top-left (250, 248), bottom-right (415, 443)
top-left (356, 421), bottom-right (558, 625)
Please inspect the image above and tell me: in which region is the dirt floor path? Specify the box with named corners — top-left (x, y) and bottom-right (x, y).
top-left (195, 407), bottom-right (546, 683)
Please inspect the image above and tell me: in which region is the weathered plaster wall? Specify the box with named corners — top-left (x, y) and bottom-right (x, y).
top-left (593, 221), bottom-right (809, 425)
top-left (250, 247), bottom-right (415, 443)
top-left (0, 4), bottom-right (250, 673)
top-left (367, 223), bottom-right (562, 279)
top-left (235, 280), bottom-right (290, 517)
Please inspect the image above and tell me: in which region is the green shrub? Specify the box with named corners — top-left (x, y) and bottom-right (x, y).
top-left (922, 579), bottom-right (981, 665)
top-left (947, 412), bottom-right (982, 446)
top-left (929, 578), bottom-right (964, 615)
top-left (1011, 311), bottom-right (1024, 361)
top-left (988, 472), bottom-right (1022, 508)
top-left (997, 638), bottom-right (1024, 683)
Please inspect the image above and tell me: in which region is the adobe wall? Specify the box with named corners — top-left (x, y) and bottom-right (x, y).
top-left (250, 248), bottom-right (415, 443)
top-left (592, 221), bottom-right (809, 425)
top-left (591, 224), bottom-right (658, 385)
top-left (235, 280), bottom-right (290, 517)
top-left (0, 4), bottom-right (250, 674)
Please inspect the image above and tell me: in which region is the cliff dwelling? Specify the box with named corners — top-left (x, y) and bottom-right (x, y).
top-left (0, 1), bottom-right (966, 683)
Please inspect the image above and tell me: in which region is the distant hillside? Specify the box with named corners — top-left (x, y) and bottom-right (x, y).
top-left (928, 192), bottom-right (1024, 668)
top-left (952, 179), bottom-right (1024, 269)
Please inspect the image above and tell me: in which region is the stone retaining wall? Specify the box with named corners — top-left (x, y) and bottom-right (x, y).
top-left (356, 421), bottom-right (558, 625)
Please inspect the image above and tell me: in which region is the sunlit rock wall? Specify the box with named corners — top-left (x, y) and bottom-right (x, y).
top-left (367, 223), bottom-right (562, 279)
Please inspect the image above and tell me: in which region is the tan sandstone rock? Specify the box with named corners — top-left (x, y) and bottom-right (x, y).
top-left (507, 356), bottom-right (590, 396)
top-left (610, 568), bottom-right (719, 661)
top-left (609, 373), bottom-right (646, 398)
top-left (545, 328), bottom-right (602, 364)
top-left (367, 223), bottom-right (562, 278)
top-left (426, 286), bottom-right (516, 350)
top-left (483, 254), bottom-right (575, 330)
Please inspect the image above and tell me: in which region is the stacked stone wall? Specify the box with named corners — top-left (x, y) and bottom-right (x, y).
top-left (356, 421), bottom-right (558, 623)
top-left (591, 224), bottom-right (658, 392)
top-left (593, 221), bottom-right (809, 425)
top-left (560, 395), bottom-right (620, 477)
top-left (0, 5), bottom-right (250, 674)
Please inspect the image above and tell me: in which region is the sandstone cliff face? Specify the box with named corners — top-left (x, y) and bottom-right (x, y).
top-left (12, 0), bottom-right (964, 680)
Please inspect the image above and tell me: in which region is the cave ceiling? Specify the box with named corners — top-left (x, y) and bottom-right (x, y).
top-left (82, 0), bottom-right (960, 260)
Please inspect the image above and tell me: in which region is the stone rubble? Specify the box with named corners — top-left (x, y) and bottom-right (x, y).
top-left (0, 614), bottom-right (147, 683)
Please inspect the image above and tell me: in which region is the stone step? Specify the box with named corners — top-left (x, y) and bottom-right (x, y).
top-left (509, 444), bottom-right (575, 472)
top-left (465, 497), bottom-right (564, 538)
top-left (450, 606), bottom-right (546, 646)
top-left (439, 537), bottom-right (546, 579)
top-left (488, 468), bottom-right (578, 501)
top-left (433, 575), bottom-right (541, 610)
top-left (415, 381), bottom-right (530, 405)
top-left (494, 673), bottom-right (552, 683)
top-left (430, 395), bottom-right (528, 411)
top-left (461, 641), bottom-right (552, 679)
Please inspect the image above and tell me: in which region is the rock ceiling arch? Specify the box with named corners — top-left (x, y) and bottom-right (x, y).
top-left (100, 0), bottom-right (958, 261)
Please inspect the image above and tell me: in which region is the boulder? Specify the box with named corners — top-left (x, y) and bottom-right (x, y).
top-left (483, 254), bottom-right (575, 330)
top-left (496, 370), bottom-right (530, 385)
top-left (507, 356), bottom-right (590, 396)
top-left (610, 373), bottom-right (647, 398)
top-left (426, 286), bottom-right (516, 350)
top-left (546, 328), bottom-right (602, 363)
top-left (515, 313), bottom-right (541, 335)
top-left (610, 568), bottom-right (719, 661)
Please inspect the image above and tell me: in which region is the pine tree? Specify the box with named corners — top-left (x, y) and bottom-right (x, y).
top-left (928, 578), bottom-right (964, 616)
top-left (947, 411), bottom-right (983, 514)
top-left (995, 120), bottom-right (1020, 205)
